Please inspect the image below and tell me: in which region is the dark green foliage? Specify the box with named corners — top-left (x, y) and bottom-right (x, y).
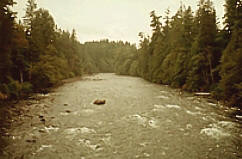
top-left (0, 0), bottom-right (241, 108)
top-left (186, 0), bottom-right (218, 91)
top-left (219, 0), bottom-right (242, 107)
top-left (116, 0), bottom-right (241, 108)
top-left (80, 40), bottom-right (137, 74)
top-left (3, 79), bottom-right (32, 99)
top-left (0, 0), bottom-right (83, 99)
top-left (0, 0), bottom-right (137, 99)
top-left (0, 0), bottom-right (15, 83)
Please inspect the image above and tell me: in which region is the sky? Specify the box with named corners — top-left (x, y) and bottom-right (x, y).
top-left (13, 0), bottom-right (225, 45)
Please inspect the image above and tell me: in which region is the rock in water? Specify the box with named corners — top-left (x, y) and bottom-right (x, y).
top-left (93, 99), bottom-right (106, 105)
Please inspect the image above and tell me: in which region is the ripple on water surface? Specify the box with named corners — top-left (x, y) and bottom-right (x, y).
top-left (155, 95), bottom-right (169, 99)
top-left (129, 114), bottom-right (147, 126)
top-left (166, 104), bottom-right (181, 109)
top-left (186, 110), bottom-right (202, 116)
top-left (79, 139), bottom-right (102, 151)
top-left (64, 127), bottom-right (96, 135)
top-left (153, 104), bottom-right (166, 112)
top-left (36, 145), bottom-right (53, 153)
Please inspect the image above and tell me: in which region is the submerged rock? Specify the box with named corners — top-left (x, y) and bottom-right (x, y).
top-left (93, 99), bottom-right (106, 105)
top-left (65, 110), bottom-right (71, 113)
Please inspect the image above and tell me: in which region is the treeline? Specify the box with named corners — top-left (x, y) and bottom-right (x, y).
top-left (0, 0), bottom-right (83, 99)
top-left (0, 0), bottom-right (137, 100)
top-left (1, 0), bottom-right (241, 108)
top-left (81, 40), bottom-right (137, 73)
top-left (115, 0), bottom-right (242, 108)
top-left (80, 40), bottom-right (138, 76)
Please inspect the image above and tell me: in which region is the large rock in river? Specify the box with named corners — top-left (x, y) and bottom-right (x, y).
top-left (93, 99), bottom-right (106, 105)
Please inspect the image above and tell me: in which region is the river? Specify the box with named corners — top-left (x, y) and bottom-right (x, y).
top-left (0, 73), bottom-right (241, 159)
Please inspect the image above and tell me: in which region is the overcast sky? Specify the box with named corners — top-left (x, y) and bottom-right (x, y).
top-left (14, 0), bottom-right (225, 45)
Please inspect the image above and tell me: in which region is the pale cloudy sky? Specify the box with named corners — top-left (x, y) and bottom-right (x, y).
top-left (14, 0), bottom-right (225, 45)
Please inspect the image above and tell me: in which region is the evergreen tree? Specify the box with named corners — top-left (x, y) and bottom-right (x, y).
top-left (23, 0), bottom-right (37, 81)
top-left (223, 0), bottom-right (239, 37)
top-left (11, 23), bottom-right (29, 83)
top-left (0, 0), bottom-right (15, 83)
top-left (220, 0), bottom-right (242, 107)
top-left (23, 0), bottom-right (37, 36)
top-left (186, 0), bottom-right (217, 91)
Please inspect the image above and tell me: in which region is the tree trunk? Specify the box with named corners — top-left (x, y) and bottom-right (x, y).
top-left (208, 54), bottom-right (214, 84)
top-left (206, 48), bottom-right (214, 84)
top-left (29, 62), bottom-right (32, 81)
top-left (20, 70), bottom-right (23, 83)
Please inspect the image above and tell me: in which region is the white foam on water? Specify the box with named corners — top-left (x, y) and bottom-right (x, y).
top-left (65, 128), bottom-right (80, 135)
top-left (202, 116), bottom-right (217, 122)
top-left (82, 109), bottom-right (94, 113)
top-left (152, 108), bottom-right (163, 112)
top-left (102, 134), bottom-right (112, 145)
top-left (44, 126), bottom-right (59, 133)
top-left (200, 123), bottom-right (231, 139)
top-left (217, 121), bottom-right (235, 129)
top-left (166, 104), bottom-right (181, 109)
top-left (148, 119), bottom-right (159, 128)
top-left (202, 116), bottom-right (209, 121)
top-left (230, 107), bottom-right (240, 111)
top-left (154, 104), bottom-right (165, 108)
top-left (144, 153), bottom-right (150, 157)
top-left (236, 115), bottom-right (242, 119)
top-left (195, 106), bottom-right (203, 111)
top-left (36, 145), bottom-right (53, 153)
top-left (195, 92), bottom-right (211, 96)
top-left (153, 104), bottom-right (166, 111)
top-left (187, 97), bottom-right (195, 100)
top-left (41, 145), bottom-right (52, 148)
top-left (72, 111), bottom-right (79, 115)
top-left (200, 127), bottom-right (230, 139)
top-left (139, 142), bottom-right (150, 147)
top-left (193, 100), bottom-right (200, 104)
top-left (36, 93), bottom-right (50, 97)
top-left (186, 110), bottom-right (201, 116)
top-left (155, 95), bottom-right (169, 99)
top-left (186, 124), bottom-right (193, 129)
top-left (179, 128), bottom-right (185, 131)
top-left (79, 139), bottom-right (102, 151)
top-left (65, 127), bottom-right (96, 135)
top-left (79, 127), bottom-right (96, 134)
top-left (208, 103), bottom-right (217, 106)
top-left (160, 91), bottom-right (168, 93)
top-left (166, 119), bottom-right (172, 123)
top-left (130, 114), bottom-right (147, 126)
top-left (60, 112), bottom-right (69, 116)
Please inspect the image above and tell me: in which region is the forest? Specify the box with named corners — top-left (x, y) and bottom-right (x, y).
top-left (0, 0), bottom-right (241, 108)
top-left (116, 0), bottom-right (242, 108)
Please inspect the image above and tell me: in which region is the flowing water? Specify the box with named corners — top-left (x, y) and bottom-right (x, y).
top-left (0, 73), bottom-right (241, 159)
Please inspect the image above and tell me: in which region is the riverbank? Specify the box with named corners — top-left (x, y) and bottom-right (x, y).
top-left (118, 72), bottom-right (242, 114)
top-left (0, 96), bottom-right (43, 155)
top-left (0, 75), bottom-right (85, 155)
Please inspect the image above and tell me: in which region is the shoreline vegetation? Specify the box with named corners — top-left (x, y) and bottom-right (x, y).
top-left (0, 0), bottom-right (241, 109)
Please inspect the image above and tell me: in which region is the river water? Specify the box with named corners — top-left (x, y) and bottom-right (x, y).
top-left (0, 73), bottom-right (241, 159)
